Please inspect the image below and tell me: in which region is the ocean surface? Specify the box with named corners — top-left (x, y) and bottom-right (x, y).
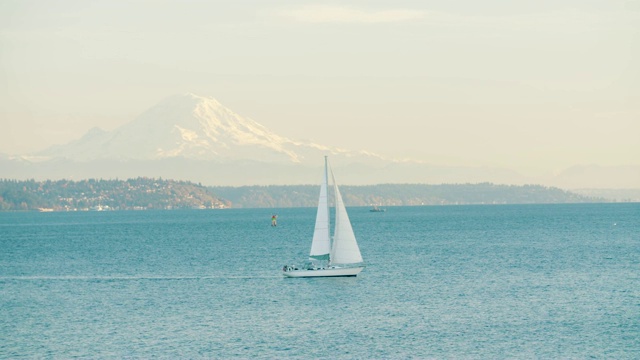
top-left (1, 204), bottom-right (638, 359)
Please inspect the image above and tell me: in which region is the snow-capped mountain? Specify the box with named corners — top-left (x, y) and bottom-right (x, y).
top-left (38, 93), bottom-right (384, 165)
top-left (6, 92), bottom-right (634, 188)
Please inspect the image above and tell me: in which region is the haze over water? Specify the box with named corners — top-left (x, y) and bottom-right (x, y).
top-left (2, 204), bottom-right (638, 358)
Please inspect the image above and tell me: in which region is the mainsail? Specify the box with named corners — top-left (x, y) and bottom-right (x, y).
top-left (308, 157), bottom-right (331, 261)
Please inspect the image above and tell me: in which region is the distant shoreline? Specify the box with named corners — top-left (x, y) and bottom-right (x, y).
top-left (2, 178), bottom-right (638, 212)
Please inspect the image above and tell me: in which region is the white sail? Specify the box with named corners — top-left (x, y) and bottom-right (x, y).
top-left (309, 157), bottom-right (331, 261)
top-left (329, 169), bottom-right (363, 265)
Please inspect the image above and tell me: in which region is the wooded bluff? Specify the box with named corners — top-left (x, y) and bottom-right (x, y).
top-left (0, 178), bottom-right (602, 211)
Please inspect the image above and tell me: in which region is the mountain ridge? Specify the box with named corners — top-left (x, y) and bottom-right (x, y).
top-left (36, 93), bottom-right (387, 165)
top-left (2, 93), bottom-right (638, 189)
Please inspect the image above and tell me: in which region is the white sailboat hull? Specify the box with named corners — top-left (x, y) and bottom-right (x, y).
top-left (283, 266), bottom-right (364, 278)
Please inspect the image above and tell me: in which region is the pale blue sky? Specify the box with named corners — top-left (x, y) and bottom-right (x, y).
top-left (1, 0), bottom-right (638, 176)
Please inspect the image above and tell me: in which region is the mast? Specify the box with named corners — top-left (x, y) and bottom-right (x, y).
top-left (324, 155), bottom-right (331, 258)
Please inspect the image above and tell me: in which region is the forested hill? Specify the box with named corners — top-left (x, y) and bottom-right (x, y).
top-left (211, 183), bottom-right (602, 208)
top-left (1, 179), bottom-right (603, 211)
top-left (0, 178), bottom-right (229, 211)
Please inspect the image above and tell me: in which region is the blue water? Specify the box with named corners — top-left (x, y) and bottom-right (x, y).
top-left (1, 204), bottom-right (638, 359)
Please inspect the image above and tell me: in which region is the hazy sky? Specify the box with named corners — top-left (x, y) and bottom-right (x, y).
top-left (1, 0), bottom-right (639, 176)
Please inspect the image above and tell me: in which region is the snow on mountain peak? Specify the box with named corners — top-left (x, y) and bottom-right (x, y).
top-left (35, 93), bottom-right (388, 166)
top-left (34, 94), bottom-right (314, 163)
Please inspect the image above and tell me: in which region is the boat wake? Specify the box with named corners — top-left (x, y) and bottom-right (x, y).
top-left (0, 275), bottom-right (282, 281)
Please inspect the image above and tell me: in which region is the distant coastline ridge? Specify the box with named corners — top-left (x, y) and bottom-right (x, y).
top-left (0, 178), bottom-right (617, 212)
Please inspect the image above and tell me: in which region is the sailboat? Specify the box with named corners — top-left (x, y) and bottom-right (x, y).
top-left (282, 156), bottom-right (365, 278)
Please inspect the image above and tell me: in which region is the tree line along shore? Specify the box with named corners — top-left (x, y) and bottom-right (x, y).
top-left (0, 178), bottom-right (607, 212)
